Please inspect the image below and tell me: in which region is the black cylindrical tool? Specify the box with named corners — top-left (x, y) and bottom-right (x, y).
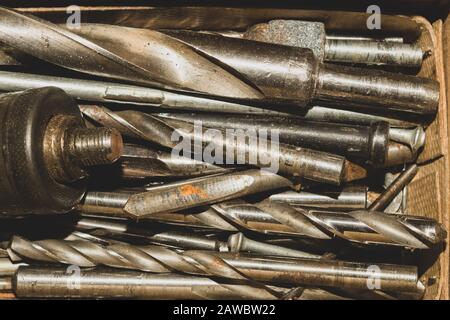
top-left (0, 87), bottom-right (123, 216)
top-left (157, 113), bottom-right (389, 166)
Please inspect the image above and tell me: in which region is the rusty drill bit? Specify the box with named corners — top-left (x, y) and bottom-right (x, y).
top-left (369, 164), bottom-right (419, 212)
top-left (7, 235), bottom-right (420, 292)
top-left (81, 105), bottom-right (367, 185)
top-left (79, 192), bottom-right (446, 248)
top-left (0, 8), bottom-right (260, 99)
top-left (122, 169), bottom-right (291, 218)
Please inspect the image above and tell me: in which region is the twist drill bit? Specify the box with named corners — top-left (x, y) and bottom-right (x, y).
top-left (156, 113), bottom-right (389, 166)
top-left (81, 105), bottom-right (367, 185)
top-left (0, 8), bottom-right (260, 99)
top-left (117, 143), bottom-right (230, 179)
top-left (12, 267), bottom-right (351, 300)
top-left (369, 164), bottom-right (419, 212)
top-left (269, 185), bottom-right (371, 210)
top-left (7, 236), bottom-right (420, 292)
top-left (122, 169), bottom-right (292, 218)
top-left (241, 20), bottom-right (423, 67)
top-left (75, 218), bottom-right (321, 259)
top-left (162, 30), bottom-right (439, 115)
top-left (0, 71), bottom-right (279, 114)
top-left (79, 192), bottom-right (446, 248)
top-left (299, 106), bottom-right (427, 128)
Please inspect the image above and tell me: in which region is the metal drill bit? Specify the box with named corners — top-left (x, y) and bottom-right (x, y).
top-left (117, 143), bottom-right (230, 179)
top-left (76, 217), bottom-right (320, 258)
top-left (122, 169), bottom-right (291, 218)
top-left (7, 236), bottom-right (420, 292)
top-left (269, 185), bottom-right (370, 210)
top-left (12, 266), bottom-right (351, 300)
top-left (369, 164), bottom-right (419, 212)
top-left (300, 106), bottom-right (428, 128)
top-left (0, 258), bottom-right (26, 276)
top-left (0, 8), bottom-right (260, 99)
top-left (389, 127), bottom-right (426, 154)
top-left (162, 30), bottom-right (439, 115)
top-left (82, 105), bottom-right (367, 185)
top-left (242, 20), bottom-right (423, 67)
top-left (79, 192), bottom-right (446, 248)
top-left (156, 113), bottom-right (390, 166)
top-left (384, 142), bottom-right (417, 167)
top-left (227, 233), bottom-right (320, 259)
top-left (0, 71), bottom-right (281, 114)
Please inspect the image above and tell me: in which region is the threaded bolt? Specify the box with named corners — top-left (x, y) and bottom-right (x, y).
top-left (44, 115), bottom-right (123, 184)
top-left (66, 127), bottom-right (123, 167)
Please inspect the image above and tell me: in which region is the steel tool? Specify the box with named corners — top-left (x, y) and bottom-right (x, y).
top-left (0, 88), bottom-right (123, 215)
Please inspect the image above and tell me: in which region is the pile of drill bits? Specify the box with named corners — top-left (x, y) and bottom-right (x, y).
top-left (0, 6), bottom-right (446, 300)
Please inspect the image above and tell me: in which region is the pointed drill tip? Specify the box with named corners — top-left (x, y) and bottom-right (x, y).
top-left (434, 223), bottom-right (448, 244)
top-left (342, 160), bottom-right (368, 182)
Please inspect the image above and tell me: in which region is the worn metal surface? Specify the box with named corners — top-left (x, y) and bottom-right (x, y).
top-left (79, 193), bottom-right (446, 248)
top-left (269, 185), bottom-right (369, 210)
top-left (123, 170), bottom-right (291, 218)
top-left (8, 237), bottom-right (419, 292)
top-left (369, 165), bottom-right (419, 212)
top-left (157, 113), bottom-right (389, 166)
top-left (82, 105), bottom-right (367, 185)
top-left (163, 30), bottom-right (439, 114)
top-left (0, 8), bottom-right (260, 99)
top-left (13, 266), bottom-right (351, 299)
top-left (118, 144), bottom-right (230, 179)
top-left (0, 71), bottom-right (275, 114)
top-left (0, 88), bottom-right (122, 216)
top-left (243, 20), bottom-right (423, 67)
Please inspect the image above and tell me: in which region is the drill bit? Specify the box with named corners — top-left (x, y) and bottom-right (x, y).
top-left (0, 8), bottom-right (260, 99)
top-left (117, 143), bottom-right (230, 179)
top-left (389, 127), bottom-right (426, 154)
top-left (81, 105), bottom-right (367, 185)
top-left (12, 266), bottom-right (352, 300)
top-left (238, 20), bottom-right (423, 67)
top-left (369, 164), bottom-right (419, 212)
top-left (299, 106), bottom-right (428, 128)
top-left (0, 71), bottom-right (280, 114)
top-left (162, 30), bottom-right (439, 115)
top-left (269, 185), bottom-right (371, 210)
top-left (79, 192), bottom-right (446, 248)
top-left (7, 236), bottom-right (420, 292)
top-left (75, 218), bottom-right (321, 259)
top-left (156, 113), bottom-right (390, 166)
top-left (122, 169), bottom-right (291, 218)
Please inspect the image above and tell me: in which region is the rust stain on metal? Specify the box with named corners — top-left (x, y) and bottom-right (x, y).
top-left (179, 185), bottom-right (208, 198)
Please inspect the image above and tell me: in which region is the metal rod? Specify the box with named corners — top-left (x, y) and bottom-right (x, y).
top-left (8, 236), bottom-right (419, 292)
top-left (369, 164), bottom-right (419, 212)
top-left (156, 113), bottom-right (389, 166)
top-left (268, 185), bottom-right (370, 210)
top-left (13, 267), bottom-right (350, 300)
top-left (163, 30), bottom-right (439, 115)
top-left (0, 71), bottom-right (272, 114)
